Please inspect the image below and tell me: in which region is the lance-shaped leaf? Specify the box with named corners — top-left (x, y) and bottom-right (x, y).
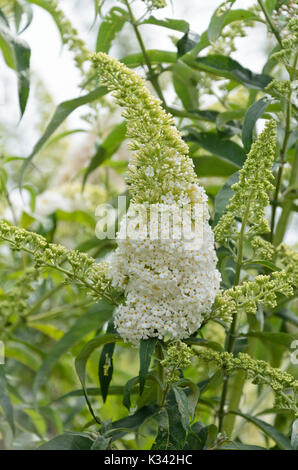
top-left (96, 7), bottom-right (128, 53)
top-left (0, 365), bottom-right (15, 433)
top-left (242, 97), bottom-right (272, 152)
top-left (98, 321), bottom-right (117, 402)
top-left (33, 301), bottom-right (114, 397)
top-left (20, 86), bottom-right (107, 185)
top-left (38, 432), bottom-right (94, 450)
top-left (0, 15), bottom-right (30, 116)
top-left (139, 338), bottom-right (157, 395)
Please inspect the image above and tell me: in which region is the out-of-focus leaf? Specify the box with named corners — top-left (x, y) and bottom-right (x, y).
top-left (13, 0), bottom-right (33, 33)
top-left (244, 331), bottom-right (295, 348)
top-left (242, 97), bottom-right (272, 151)
top-left (185, 55), bottom-right (272, 89)
top-left (109, 404), bottom-right (158, 441)
top-left (21, 86), bottom-right (107, 184)
top-left (291, 419), bottom-right (298, 450)
top-left (185, 129), bottom-right (246, 167)
top-left (142, 16), bottom-right (189, 32)
top-left (207, 1), bottom-right (236, 42)
top-left (139, 338), bottom-right (157, 395)
top-left (178, 379), bottom-right (200, 421)
top-left (213, 171), bottom-right (239, 226)
top-left (33, 301), bottom-right (115, 396)
top-left (83, 121), bottom-right (126, 186)
top-left (91, 433), bottom-right (111, 449)
top-left (230, 411), bottom-right (292, 450)
top-left (96, 7), bottom-right (128, 53)
top-left (243, 259), bottom-right (281, 272)
top-left (208, 5), bottom-right (261, 43)
top-left (38, 432), bottom-right (94, 450)
top-left (172, 62), bottom-right (198, 110)
top-left (0, 365), bottom-right (15, 433)
top-left (0, 15), bottom-right (30, 116)
top-left (121, 50), bottom-right (176, 68)
top-left (5, 342), bottom-right (41, 371)
top-left (75, 333), bottom-right (121, 421)
top-left (192, 155), bottom-right (238, 177)
top-left (54, 386), bottom-right (125, 402)
top-left (185, 337), bottom-right (223, 352)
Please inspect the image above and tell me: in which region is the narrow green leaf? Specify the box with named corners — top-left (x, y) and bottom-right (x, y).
top-left (185, 337), bottom-right (223, 352)
top-left (21, 86), bottom-right (107, 184)
top-left (230, 411), bottom-right (292, 450)
top-left (139, 338), bottom-right (157, 395)
top-left (185, 55), bottom-right (272, 89)
top-left (185, 130), bottom-right (246, 167)
top-left (291, 419), bottom-right (298, 450)
top-left (121, 50), bottom-right (176, 68)
top-left (213, 171), bottom-right (239, 226)
top-left (123, 376), bottom-right (139, 410)
top-left (244, 331), bottom-right (295, 348)
top-left (38, 432), bottom-right (93, 450)
top-left (109, 404), bottom-right (158, 441)
top-left (172, 62), bottom-right (198, 110)
top-left (243, 259), bottom-right (281, 271)
top-left (83, 121), bottom-right (126, 186)
top-left (96, 7), bottom-right (128, 53)
top-left (142, 16), bottom-right (189, 32)
top-left (91, 433), bottom-right (111, 450)
top-left (0, 365), bottom-right (15, 433)
top-left (242, 97), bottom-right (271, 152)
top-left (177, 31), bottom-right (201, 58)
top-left (0, 16), bottom-right (30, 116)
top-left (33, 301), bottom-right (115, 396)
top-left (192, 155), bottom-right (238, 177)
top-left (208, 6), bottom-right (261, 43)
top-left (207, 1), bottom-right (236, 42)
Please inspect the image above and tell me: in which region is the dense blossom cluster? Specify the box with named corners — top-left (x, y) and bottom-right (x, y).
top-left (195, 348), bottom-right (298, 415)
top-left (161, 341), bottom-right (192, 384)
top-left (92, 53), bottom-right (221, 344)
top-left (215, 120), bottom-right (277, 244)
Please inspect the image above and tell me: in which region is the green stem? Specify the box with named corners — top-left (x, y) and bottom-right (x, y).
top-left (155, 342), bottom-right (165, 407)
top-left (257, 0), bottom-right (282, 48)
top-left (124, 0), bottom-right (167, 107)
top-left (218, 207), bottom-right (249, 433)
top-left (270, 88), bottom-right (293, 243)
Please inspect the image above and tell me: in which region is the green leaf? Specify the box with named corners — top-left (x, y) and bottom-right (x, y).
top-left (244, 331), bottom-right (295, 348)
top-left (38, 432), bottom-right (94, 450)
top-left (178, 380), bottom-right (200, 421)
top-left (243, 259), bottom-right (281, 272)
top-left (123, 376), bottom-right (139, 410)
top-left (21, 86), bottom-right (107, 184)
top-left (184, 337), bottom-right (224, 352)
top-left (121, 50), bottom-right (177, 68)
top-left (242, 97), bottom-right (271, 152)
top-left (152, 388), bottom-right (189, 450)
top-left (33, 301), bottom-right (114, 396)
top-left (291, 419), bottom-right (298, 450)
top-left (109, 404), bottom-right (158, 441)
top-left (0, 15), bottom-right (30, 116)
top-left (265, 0), bottom-right (278, 14)
top-left (83, 121), bottom-right (126, 186)
top-left (172, 62), bottom-right (198, 110)
top-left (192, 155), bottom-right (238, 177)
top-left (139, 338), bottom-right (157, 395)
top-left (98, 321), bottom-right (117, 402)
top-left (213, 171), bottom-right (239, 226)
top-left (207, 1), bottom-right (236, 42)
top-left (230, 411), bottom-right (292, 450)
top-left (91, 433), bottom-right (111, 450)
top-left (220, 442), bottom-right (267, 450)
top-left (185, 55), bottom-right (272, 89)
top-left (185, 130), bottom-right (246, 167)
top-left (177, 31), bottom-right (201, 58)
top-left (208, 6), bottom-right (261, 43)
top-left (142, 16), bottom-right (189, 32)
top-left (13, 0), bottom-right (33, 34)
top-left (75, 333), bottom-right (121, 421)
top-left (0, 365), bottom-right (15, 433)
top-left (96, 7), bottom-right (128, 53)
top-left (54, 386), bottom-right (125, 402)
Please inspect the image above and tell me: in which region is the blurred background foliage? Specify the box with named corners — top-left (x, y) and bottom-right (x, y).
top-left (0, 0), bottom-right (297, 450)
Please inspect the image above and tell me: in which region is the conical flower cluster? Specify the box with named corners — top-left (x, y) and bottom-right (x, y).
top-left (92, 53), bottom-right (221, 344)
